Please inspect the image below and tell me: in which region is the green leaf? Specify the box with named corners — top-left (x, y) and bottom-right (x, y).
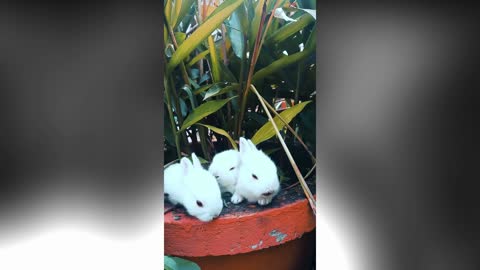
top-left (174, 32), bottom-right (187, 45)
top-left (164, 256), bottom-right (201, 270)
top-left (203, 84), bottom-right (239, 100)
top-left (252, 28), bottom-right (315, 84)
top-left (164, 256), bottom-right (177, 270)
top-left (173, 0), bottom-right (196, 29)
top-left (170, 0), bottom-right (183, 29)
top-left (193, 83), bottom-right (215, 95)
top-left (296, 8), bottom-right (316, 20)
top-left (193, 82), bottom-right (230, 95)
top-left (164, 108), bottom-right (176, 146)
top-left (189, 68), bottom-right (200, 79)
top-left (197, 124), bottom-right (238, 150)
top-left (180, 96), bottom-right (237, 131)
top-left (208, 35), bottom-right (221, 82)
top-left (181, 84), bottom-right (196, 108)
top-left (199, 72), bottom-right (211, 84)
top-left (187, 50), bottom-right (210, 67)
top-left (166, 0), bottom-right (244, 74)
top-left (218, 61), bottom-right (238, 83)
top-left (251, 100), bottom-right (312, 144)
top-left (265, 13), bottom-right (315, 46)
top-left (165, 0), bottom-right (173, 26)
top-left (227, 7), bottom-right (246, 58)
top-left (179, 98), bottom-right (188, 117)
top-left (188, 78), bottom-right (200, 90)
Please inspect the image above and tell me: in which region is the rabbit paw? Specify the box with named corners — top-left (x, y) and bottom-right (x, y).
top-left (231, 193), bottom-right (244, 204)
top-left (258, 197), bottom-right (272, 206)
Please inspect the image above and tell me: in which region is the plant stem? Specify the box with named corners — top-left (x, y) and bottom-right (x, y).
top-left (198, 126), bottom-right (210, 160)
top-left (251, 84), bottom-right (316, 215)
top-left (168, 75), bottom-right (189, 154)
top-left (164, 78), bottom-right (182, 160)
top-left (236, 0), bottom-right (282, 137)
top-left (164, 14), bottom-right (190, 85)
top-left (295, 60), bottom-right (304, 104)
top-left (221, 24), bottom-right (229, 65)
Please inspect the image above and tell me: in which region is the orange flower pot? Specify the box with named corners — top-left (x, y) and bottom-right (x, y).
top-left (165, 186), bottom-right (316, 270)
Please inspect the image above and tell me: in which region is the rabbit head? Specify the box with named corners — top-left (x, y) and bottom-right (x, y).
top-left (237, 138), bottom-right (280, 204)
top-left (208, 149), bottom-right (240, 194)
top-left (181, 153), bottom-right (223, 222)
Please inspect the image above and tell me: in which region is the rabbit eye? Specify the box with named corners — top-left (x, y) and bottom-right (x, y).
top-left (229, 167), bottom-right (235, 171)
top-left (252, 174), bottom-right (258, 180)
top-left (196, 200), bottom-right (203, 207)
top-left (215, 175), bottom-right (219, 178)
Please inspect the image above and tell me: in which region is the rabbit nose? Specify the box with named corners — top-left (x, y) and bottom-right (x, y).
top-left (262, 191), bottom-right (273, 196)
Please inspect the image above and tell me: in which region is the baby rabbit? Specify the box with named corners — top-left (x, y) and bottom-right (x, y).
top-left (231, 138), bottom-right (280, 206)
top-left (208, 149), bottom-right (241, 194)
top-left (164, 153), bottom-right (223, 222)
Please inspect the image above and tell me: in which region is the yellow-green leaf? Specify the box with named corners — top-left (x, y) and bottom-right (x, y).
top-left (170, 0), bottom-right (182, 28)
top-left (165, 0), bottom-right (173, 26)
top-left (208, 35), bottom-right (221, 82)
top-left (265, 13), bottom-right (315, 45)
top-left (174, 32), bottom-right (187, 45)
top-left (252, 28), bottom-right (315, 84)
top-left (203, 84), bottom-right (239, 100)
top-left (166, 0), bottom-right (243, 74)
top-left (196, 124), bottom-right (238, 150)
top-left (251, 100), bottom-right (312, 144)
top-left (187, 50), bottom-right (210, 67)
top-left (179, 96), bottom-right (237, 131)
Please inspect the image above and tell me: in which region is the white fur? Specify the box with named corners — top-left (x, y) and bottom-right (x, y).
top-left (164, 153), bottom-right (223, 222)
top-left (231, 138), bottom-right (280, 206)
top-left (208, 149), bottom-right (241, 194)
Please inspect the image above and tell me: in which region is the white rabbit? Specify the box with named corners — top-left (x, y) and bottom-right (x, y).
top-left (231, 138), bottom-right (280, 206)
top-left (164, 153), bottom-right (223, 222)
top-left (208, 149), bottom-right (241, 194)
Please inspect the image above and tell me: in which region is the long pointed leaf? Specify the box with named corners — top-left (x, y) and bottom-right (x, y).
top-left (166, 0), bottom-right (243, 74)
top-left (180, 96), bottom-right (237, 131)
top-left (251, 100), bottom-right (312, 144)
top-left (196, 124), bottom-right (238, 150)
top-left (174, 0), bottom-right (196, 28)
top-left (265, 13), bottom-right (314, 46)
top-left (165, 0), bottom-right (173, 25)
top-left (170, 0), bottom-right (182, 28)
top-left (252, 29), bottom-right (315, 84)
top-left (227, 7), bottom-right (246, 58)
top-left (208, 35), bottom-right (221, 82)
top-left (203, 84), bottom-right (239, 100)
top-left (187, 50), bottom-right (210, 67)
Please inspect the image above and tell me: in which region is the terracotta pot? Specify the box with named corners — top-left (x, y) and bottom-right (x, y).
top-left (165, 191), bottom-right (316, 270)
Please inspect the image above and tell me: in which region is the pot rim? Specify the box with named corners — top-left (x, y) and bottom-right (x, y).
top-left (164, 197), bottom-right (316, 256)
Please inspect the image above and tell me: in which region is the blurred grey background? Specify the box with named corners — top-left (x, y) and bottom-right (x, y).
top-left (0, 1), bottom-right (163, 240)
top-left (316, 4), bottom-right (478, 270)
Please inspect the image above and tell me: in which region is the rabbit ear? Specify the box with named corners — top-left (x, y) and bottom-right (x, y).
top-left (180, 157), bottom-right (193, 173)
top-left (191, 152), bottom-right (202, 168)
top-left (239, 137), bottom-right (252, 156)
top-left (247, 139), bottom-right (257, 150)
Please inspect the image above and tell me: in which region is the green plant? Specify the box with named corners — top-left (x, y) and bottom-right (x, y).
top-left (164, 0), bottom-right (316, 211)
top-left (164, 255), bottom-right (200, 270)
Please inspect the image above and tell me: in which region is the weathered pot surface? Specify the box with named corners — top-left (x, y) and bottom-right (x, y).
top-left (164, 180), bottom-right (316, 257)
